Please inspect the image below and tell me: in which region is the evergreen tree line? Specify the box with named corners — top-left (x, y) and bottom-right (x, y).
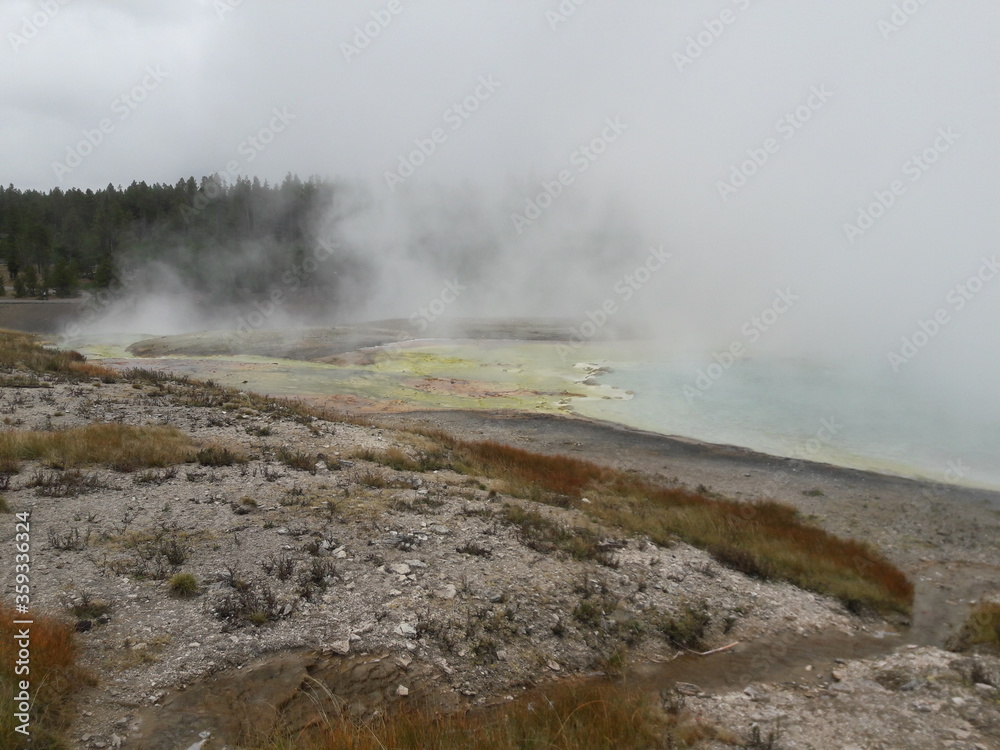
top-left (0, 174), bottom-right (339, 302)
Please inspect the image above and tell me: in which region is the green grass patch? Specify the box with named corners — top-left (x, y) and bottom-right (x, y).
top-left (500, 504), bottom-right (615, 566)
top-left (168, 573), bottom-right (200, 598)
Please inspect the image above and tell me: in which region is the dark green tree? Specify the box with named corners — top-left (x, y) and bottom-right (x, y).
top-left (93, 255), bottom-right (115, 288)
top-left (52, 259), bottom-right (78, 297)
top-left (4, 241), bottom-right (20, 278)
top-left (21, 264), bottom-right (39, 297)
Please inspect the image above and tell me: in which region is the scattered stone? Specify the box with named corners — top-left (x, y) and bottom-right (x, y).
top-left (326, 640), bottom-right (351, 656)
top-left (675, 682), bottom-right (702, 696)
top-left (434, 584), bottom-right (457, 600)
top-left (394, 623), bottom-right (417, 637)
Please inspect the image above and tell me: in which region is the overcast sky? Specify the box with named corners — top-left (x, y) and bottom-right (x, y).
top-left (3, 1), bottom-right (999, 396)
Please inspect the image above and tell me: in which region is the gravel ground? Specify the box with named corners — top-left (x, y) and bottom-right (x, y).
top-left (2, 375), bottom-right (998, 749)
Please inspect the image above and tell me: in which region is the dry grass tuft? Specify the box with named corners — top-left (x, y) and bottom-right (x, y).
top-left (0, 423), bottom-right (195, 472)
top-left (249, 679), bottom-right (683, 750)
top-left (416, 433), bottom-right (913, 615)
top-left (0, 603), bottom-right (94, 748)
top-left (0, 330), bottom-right (119, 382)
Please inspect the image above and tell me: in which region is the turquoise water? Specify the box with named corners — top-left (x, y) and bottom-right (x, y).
top-left (571, 353), bottom-right (1000, 491)
top-left (73, 332), bottom-right (999, 491)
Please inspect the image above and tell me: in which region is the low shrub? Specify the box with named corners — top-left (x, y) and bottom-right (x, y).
top-left (168, 573), bottom-right (200, 598)
top-left (947, 600), bottom-right (1000, 653)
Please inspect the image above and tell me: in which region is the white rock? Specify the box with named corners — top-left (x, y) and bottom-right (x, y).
top-left (395, 622), bottom-right (417, 637)
top-left (390, 563), bottom-right (412, 575)
top-left (396, 685), bottom-right (409, 696)
top-left (435, 584), bottom-right (458, 600)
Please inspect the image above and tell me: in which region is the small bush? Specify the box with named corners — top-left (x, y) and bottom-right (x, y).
top-left (653, 601), bottom-right (711, 651)
top-left (134, 467), bottom-right (178, 485)
top-left (196, 444), bottom-right (246, 466)
top-left (501, 504), bottom-right (615, 566)
top-left (71, 593), bottom-right (110, 621)
top-left (277, 447), bottom-right (316, 471)
top-left (573, 600), bottom-right (604, 629)
top-left (214, 580), bottom-right (285, 627)
top-left (27, 468), bottom-right (104, 497)
top-left (948, 600), bottom-right (1000, 653)
top-left (261, 554), bottom-right (295, 581)
top-left (358, 469), bottom-right (389, 488)
top-left (168, 573), bottom-right (199, 598)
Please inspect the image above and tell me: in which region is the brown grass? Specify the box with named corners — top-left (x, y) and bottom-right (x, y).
top-left (0, 423), bottom-right (195, 472)
top-left (417, 432), bottom-right (913, 615)
top-left (0, 603), bottom-right (94, 749)
top-left (247, 679), bottom-right (709, 750)
top-left (0, 330), bottom-right (118, 382)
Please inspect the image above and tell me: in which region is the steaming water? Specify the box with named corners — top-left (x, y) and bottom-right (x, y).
top-left (361, 339), bottom-right (1000, 491)
top-left (76, 334), bottom-right (999, 491)
top-left (571, 351), bottom-right (1000, 492)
